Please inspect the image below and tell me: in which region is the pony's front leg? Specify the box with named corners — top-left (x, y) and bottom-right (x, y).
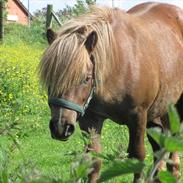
top-left (79, 112), bottom-right (104, 183)
top-left (127, 107), bottom-right (147, 183)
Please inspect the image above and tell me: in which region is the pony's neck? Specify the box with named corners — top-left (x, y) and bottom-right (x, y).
top-left (95, 9), bottom-right (132, 103)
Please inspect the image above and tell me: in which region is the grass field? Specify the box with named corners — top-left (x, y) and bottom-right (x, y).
top-left (0, 24), bottom-right (183, 183)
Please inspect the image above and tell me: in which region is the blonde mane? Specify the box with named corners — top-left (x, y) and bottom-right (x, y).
top-left (39, 6), bottom-right (118, 97)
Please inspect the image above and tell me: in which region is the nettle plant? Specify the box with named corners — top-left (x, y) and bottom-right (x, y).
top-left (52, 104), bottom-right (183, 183)
top-left (94, 104), bottom-right (183, 183)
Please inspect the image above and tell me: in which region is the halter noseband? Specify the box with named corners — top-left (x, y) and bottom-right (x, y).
top-left (48, 55), bottom-right (96, 116)
top-left (48, 85), bottom-right (95, 116)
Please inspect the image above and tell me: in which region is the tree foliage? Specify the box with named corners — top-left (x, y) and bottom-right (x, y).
top-left (33, 0), bottom-right (96, 25)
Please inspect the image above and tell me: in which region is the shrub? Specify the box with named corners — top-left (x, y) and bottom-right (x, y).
top-left (0, 43), bottom-right (47, 118)
top-left (4, 23), bottom-right (46, 46)
top-left (97, 105), bottom-right (183, 183)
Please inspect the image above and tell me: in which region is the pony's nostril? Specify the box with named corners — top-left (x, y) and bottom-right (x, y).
top-left (49, 119), bottom-right (75, 140)
top-left (64, 124), bottom-right (75, 137)
top-left (49, 119), bottom-right (55, 131)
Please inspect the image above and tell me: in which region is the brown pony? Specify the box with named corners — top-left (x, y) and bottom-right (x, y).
top-left (39, 2), bottom-right (183, 183)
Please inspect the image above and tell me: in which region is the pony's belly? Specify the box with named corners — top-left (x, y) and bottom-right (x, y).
top-left (147, 81), bottom-right (183, 121)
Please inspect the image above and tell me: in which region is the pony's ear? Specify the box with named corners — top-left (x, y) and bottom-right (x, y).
top-left (76, 26), bottom-right (87, 34)
top-left (85, 31), bottom-right (98, 53)
top-left (46, 28), bottom-right (57, 44)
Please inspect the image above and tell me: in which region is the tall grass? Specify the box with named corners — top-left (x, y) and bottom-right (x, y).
top-left (4, 22), bottom-right (46, 46)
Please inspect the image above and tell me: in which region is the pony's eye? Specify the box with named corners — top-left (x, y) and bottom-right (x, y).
top-left (82, 76), bottom-right (91, 85)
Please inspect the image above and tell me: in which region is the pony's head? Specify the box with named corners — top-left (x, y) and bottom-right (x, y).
top-left (41, 27), bottom-right (98, 141)
top-left (39, 7), bottom-right (116, 141)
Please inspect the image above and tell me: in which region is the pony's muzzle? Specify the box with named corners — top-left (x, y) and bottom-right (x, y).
top-left (49, 118), bottom-right (75, 141)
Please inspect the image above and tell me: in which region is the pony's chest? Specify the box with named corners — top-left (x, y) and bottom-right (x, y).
top-left (91, 96), bottom-right (138, 124)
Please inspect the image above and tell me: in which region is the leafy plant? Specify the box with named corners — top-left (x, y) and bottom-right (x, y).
top-left (93, 104), bottom-right (183, 182)
top-left (0, 43), bottom-right (47, 115)
top-left (145, 104), bottom-right (183, 182)
top-left (99, 159), bottom-right (144, 183)
top-left (4, 23), bottom-right (46, 46)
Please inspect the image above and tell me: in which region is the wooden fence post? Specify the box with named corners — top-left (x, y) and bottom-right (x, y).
top-left (46, 4), bottom-right (53, 29)
top-left (0, 1), bottom-right (4, 43)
